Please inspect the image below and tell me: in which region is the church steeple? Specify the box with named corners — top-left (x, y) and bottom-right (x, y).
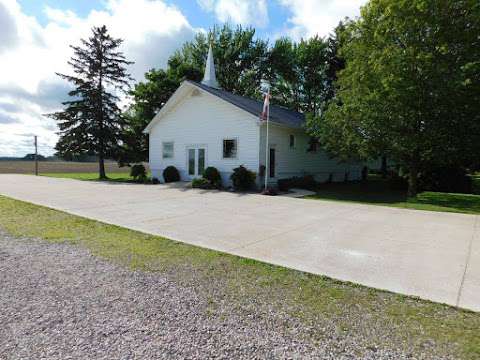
top-left (201, 43), bottom-right (220, 89)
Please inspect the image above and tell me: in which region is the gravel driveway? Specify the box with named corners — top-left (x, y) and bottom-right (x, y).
top-left (0, 231), bottom-right (453, 360)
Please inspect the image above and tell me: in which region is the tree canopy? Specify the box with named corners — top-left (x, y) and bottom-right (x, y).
top-left (267, 36), bottom-right (330, 114)
top-left (308, 0), bottom-right (480, 195)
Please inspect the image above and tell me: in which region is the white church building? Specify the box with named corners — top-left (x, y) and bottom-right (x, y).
top-left (144, 45), bottom-right (362, 187)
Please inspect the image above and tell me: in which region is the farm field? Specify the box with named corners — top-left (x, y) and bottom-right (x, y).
top-left (0, 161), bottom-right (131, 175)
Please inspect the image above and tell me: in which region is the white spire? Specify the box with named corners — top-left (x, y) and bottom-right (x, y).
top-left (202, 43), bottom-right (220, 89)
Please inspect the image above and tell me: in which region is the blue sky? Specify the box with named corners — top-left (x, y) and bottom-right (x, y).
top-left (17, 0), bottom-right (298, 39)
top-left (0, 0), bottom-right (366, 156)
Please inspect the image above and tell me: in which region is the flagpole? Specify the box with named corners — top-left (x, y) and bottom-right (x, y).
top-left (264, 88), bottom-right (270, 191)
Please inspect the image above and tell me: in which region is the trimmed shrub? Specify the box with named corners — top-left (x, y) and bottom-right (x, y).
top-left (130, 164), bottom-right (147, 181)
top-left (278, 175), bottom-right (317, 191)
top-left (192, 177), bottom-right (212, 189)
top-left (203, 166), bottom-right (222, 188)
top-left (151, 177), bottom-right (160, 184)
top-left (163, 166), bottom-right (180, 183)
top-left (230, 165), bottom-right (256, 191)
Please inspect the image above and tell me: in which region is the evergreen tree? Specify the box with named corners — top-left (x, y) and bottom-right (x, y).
top-left (49, 25), bottom-right (133, 179)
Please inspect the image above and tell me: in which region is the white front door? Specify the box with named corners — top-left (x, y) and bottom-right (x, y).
top-left (187, 147), bottom-right (206, 178)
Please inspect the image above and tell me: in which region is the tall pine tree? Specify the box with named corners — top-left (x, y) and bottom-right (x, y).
top-left (50, 25), bottom-right (133, 179)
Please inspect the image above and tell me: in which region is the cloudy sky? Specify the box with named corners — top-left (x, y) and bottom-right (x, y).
top-left (0, 0), bottom-right (366, 157)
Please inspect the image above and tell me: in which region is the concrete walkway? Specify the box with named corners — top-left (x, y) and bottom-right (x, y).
top-left (0, 174), bottom-right (478, 311)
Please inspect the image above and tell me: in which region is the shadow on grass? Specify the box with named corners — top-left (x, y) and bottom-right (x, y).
top-left (312, 179), bottom-right (407, 205)
top-left (309, 178), bottom-right (480, 215)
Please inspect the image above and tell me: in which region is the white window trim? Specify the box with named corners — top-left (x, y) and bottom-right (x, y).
top-left (289, 134), bottom-right (296, 149)
top-left (162, 141), bottom-right (174, 159)
top-left (222, 137), bottom-right (238, 159)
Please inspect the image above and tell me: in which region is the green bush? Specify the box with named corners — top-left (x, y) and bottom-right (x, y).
top-left (230, 165), bottom-right (256, 191)
top-left (163, 166), bottom-right (180, 183)
top-left (130, 164), bottom-right (147, 181)
top-left (151, 177), bottom-right (160, 184)
top-left (203, 166), bottom-right (222, 188)
top-left (192, 177), bottom-right (213, 189)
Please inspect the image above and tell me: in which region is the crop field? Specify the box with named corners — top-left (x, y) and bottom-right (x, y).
top-left (0, 161), bottom-right (130, 175)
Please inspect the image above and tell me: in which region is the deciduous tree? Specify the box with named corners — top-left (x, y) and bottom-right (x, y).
top-left (309, 0), bottom-right (480, 196)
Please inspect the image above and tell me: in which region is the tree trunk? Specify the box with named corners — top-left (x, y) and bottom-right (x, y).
top-left (381, 155), bottom-right (388, 179)
top-left (407, 166), bottom-right (418, 197)
top-left (98, 153), bottom-right (106, 179)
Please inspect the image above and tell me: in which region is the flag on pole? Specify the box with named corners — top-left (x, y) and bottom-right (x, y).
top-left (260, 91), bottom-right (270, 121)
top-left (261, 86), bottom-right (271, 191)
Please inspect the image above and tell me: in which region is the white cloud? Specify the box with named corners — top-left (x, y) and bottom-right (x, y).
top-left (198, 0), bottom-right (268, 28)
top-left (279, 0), bottom-right (367, 40)
top-left (0, 0), bottom-right (199, 157)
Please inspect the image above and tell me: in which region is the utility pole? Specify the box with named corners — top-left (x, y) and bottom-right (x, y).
top-left (34, 135), bottom-right (38, 176)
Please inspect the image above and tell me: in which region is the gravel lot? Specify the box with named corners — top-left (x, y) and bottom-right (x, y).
top-left (0, 232), bottom-right (453, 360)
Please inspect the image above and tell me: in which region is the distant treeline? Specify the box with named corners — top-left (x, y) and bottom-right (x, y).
top-left (0, 154), bottom-right (123, 163)
top-left (0, 155), bottom-right (49, 161)
top-left (0, 154), bottom-right (99, 162)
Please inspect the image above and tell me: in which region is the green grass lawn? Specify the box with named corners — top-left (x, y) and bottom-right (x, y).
top-left (0, 195), bottom-right (479, 359)
top-left (41, 172), bottom-right (134, 182)
top-left (307, 177), bottom-right (480, 215)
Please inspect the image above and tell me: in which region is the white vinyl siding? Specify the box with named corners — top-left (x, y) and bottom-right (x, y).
top-left (147, 82), bottom-right (363, 187)
top-left (149, 87), bottom-right (260, 185)
top-left (259, 123), bottom-right (362, 183)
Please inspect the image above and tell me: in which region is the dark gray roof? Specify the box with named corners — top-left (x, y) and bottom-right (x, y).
top-left (188, 81), bottom-right (305, 129)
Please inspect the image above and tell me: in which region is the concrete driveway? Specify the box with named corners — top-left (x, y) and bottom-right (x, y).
top-left (0, 174), bottom-right (478, 311)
